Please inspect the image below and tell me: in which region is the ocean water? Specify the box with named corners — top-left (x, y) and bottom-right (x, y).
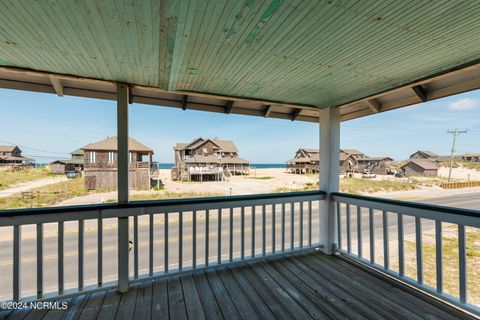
top-left (158, 163), bottom-right (285, 169)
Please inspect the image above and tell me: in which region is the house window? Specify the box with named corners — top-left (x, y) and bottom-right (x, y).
top-left (129, 152), bottom-right (133, 163)
top-left (108, 151), bottom-right (114, 163)
top-left (89, 151), bottom-right (96, 164)
top-left (203, 148), bottom-right (208, 155)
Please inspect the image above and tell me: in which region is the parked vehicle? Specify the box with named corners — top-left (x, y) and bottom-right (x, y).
top-left (66, 171), bottom-right (78, 179)
top-left (362, 172), bottom-right (376, 179)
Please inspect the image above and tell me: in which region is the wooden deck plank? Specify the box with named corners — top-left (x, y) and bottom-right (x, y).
top-left (330, 255), bottom-right (462, 320)
top-left (258, 259), bottom-right (354, 320)
top-left (96, 289), bottom-right (122, 320)
top-left (60, 293), bottom-right (90, 320)
top-left (115, 285), bottom-right (138, 320)
top-left (226, 266), bottom-right (279, 320)
top-left (204, 270), bottom-right (241, 320)
top-left (151, 279), bottom-right (169, 320)
top-left (311, 254), bottom-right (461, 320)
top-left (274, 258), bottom-right (385, 320)
top-left (78, 290), bottom-right (107, 320)
top-left (167, 277), bottom-right (187, 320)
top-left (242, 262), bottom-right (312, 320)
top-left (180, 275), bottom-right (206, 320)
top-left (302, 254), bottom-right (427, 320)
top-left (133, 281), bottom-right (153, 320)
top-left (193, 272), bottom-right (222, 320)
top-left (216, 267), bottom-right (260, 320)
top-left (42, 297), bottom-right (72, 320)
top-left (249, 261), bottom-right (330, 320)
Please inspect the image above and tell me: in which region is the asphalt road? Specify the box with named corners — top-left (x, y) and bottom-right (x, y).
top-left (0, 193), bottom-right (479, 300)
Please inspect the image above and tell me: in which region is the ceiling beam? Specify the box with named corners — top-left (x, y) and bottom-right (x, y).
top-left (49, 76), bottom-right (63, 97)
top-left (411, 85), bottom-right (428, 102)
top-left (264, 105), bottom-right (272, 118)
top-left (365, 99), bottom-right (380, 113)
top-left (225, 100), bottom-right (234, 114)
top-left (182, 95), bottom-right (188, 110)
top-left (290, 109), bottom-right (301, 121)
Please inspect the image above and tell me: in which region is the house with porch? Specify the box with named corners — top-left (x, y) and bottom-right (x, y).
top-left (1, 2), bottom-right (479, 319)
top-left (82, 136), bottom-right (154, 190)
top-left (462, 153), bottom-right (480, 162)
top-left (401, 159), bottom-right (438, 177)
top-left (356, 156), bottom-right (395, 175)
top-left (49, 149), bottom-right (85, 174)
top-left (0, 145), bottom-right (34, 169)
top-left (287, 148), bottom-right (363, 174)
top-left (172, 137), bottom-right (250, 181)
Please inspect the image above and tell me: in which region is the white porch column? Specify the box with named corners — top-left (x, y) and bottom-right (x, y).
top-left (117, 83), bottom-right (130, 293)
top-left (319, 107), bottom-right (340, 254)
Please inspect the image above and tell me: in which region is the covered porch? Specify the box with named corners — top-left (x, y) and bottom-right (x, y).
top-left (1, 1), bottom-right (480, 319)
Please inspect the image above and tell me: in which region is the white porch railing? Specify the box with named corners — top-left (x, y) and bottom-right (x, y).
top-left (0, 191), bottom-right (324, 303)
top-left (332, 192), bottom-right (480, 315)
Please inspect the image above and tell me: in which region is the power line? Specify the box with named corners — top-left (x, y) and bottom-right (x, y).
top-left (0, 139), bottom-right (69, 155)
top-left (447, 128), bottom-right (467, 182)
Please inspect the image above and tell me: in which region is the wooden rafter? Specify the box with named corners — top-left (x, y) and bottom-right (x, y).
top-left (49, 76), bottom-right (63, 97)
top-left (264, 105), bottom-right (272, 118)
top-left (411, 85), bottom-right (428, 102)
top-left (365, 99), bottom-right (380, 113)
top-left (225, 101), bottom-right (234, 114)
top-left (290, 109), bottom-right (301, 121)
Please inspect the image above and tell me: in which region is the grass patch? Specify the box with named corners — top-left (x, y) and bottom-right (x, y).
top-left (0, 167), bottom-right (55, 190)
top-left (248, 176), bottom-right (274, 180)
top-left (0, 177), bottom-right (90, 210)
top-left (107, 191), bottom-right (225, 202)
top-left (339, 178), bottom-right (417, 194)
top-left (462, 161), bottom-right (480, 171)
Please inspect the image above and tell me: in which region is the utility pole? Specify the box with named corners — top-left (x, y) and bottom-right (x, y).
top-left (447, 128), bottom-right (467, 182)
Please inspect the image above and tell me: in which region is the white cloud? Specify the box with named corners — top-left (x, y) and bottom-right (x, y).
top-left (448, 98), bottom-right (479, 111)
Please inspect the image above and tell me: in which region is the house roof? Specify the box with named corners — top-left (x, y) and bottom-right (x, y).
top-left (50, 159), bottom-right (84, 165)
top-left (82, 136), bottom-right (153, 153)
top-left (70, 149), bottom-right (84, 155)
top-left (340, 149), bottom-right (364, 156)
top-left (411, 150), bottom-right (438, 158)
top-left (0, 146), bottom-right (19, 152)
top-left (301, 148), bottom-right (319, 154)
top-left (0, 155), bottom-right (33, 161)
top-left (402, 159), bottom-right (438, 170)
top-left (175, 138), bottom-right (239, 153)
top-left (357, 157), bottom-right (394, 162)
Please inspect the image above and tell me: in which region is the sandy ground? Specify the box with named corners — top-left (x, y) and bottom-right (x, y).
top-left (438, 166), bottom-right (480, 180)
top-left (0, 176), bottom-right (68, 198)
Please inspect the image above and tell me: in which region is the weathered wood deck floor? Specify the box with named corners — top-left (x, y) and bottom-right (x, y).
top-left (1, 252), bottom-right (473, 320)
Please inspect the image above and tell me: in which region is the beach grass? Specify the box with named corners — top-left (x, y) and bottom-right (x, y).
top-left (339, 178), bottom-right (417, 194)
top-left (0, 177), bottom-right (89, 210)
top-left (248, 176), bottom-right (274, 180)
top-left (0, 167), bottom-right (55, 190)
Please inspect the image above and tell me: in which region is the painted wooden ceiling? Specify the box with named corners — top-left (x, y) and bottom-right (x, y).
top-left (0, 0), bottom-right (479, 108)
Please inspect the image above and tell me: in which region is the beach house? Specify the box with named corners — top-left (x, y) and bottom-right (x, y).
top-left (401, 159), bottom-right (439, 177)
top-left (82, 136), bottom-right (153, 190)
top-left (410, 150), bottom-right (439, 160)
top-left (172, 137), bottom-right (250, 181)
top-left (0, 145), bottom-right (34, 169)
top-left (49, 149), bottom-right (85, 174)
top-left (287, 148), bottom-right (362, 174)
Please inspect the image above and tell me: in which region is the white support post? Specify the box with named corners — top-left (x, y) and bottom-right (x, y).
top-left (319, 107), bottom-right (340, 254)
top-left (117, 83), bottom-right (129, 293)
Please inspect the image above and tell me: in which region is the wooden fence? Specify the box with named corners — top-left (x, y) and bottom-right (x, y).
top-left (440, 181), bottom-right (480, 189)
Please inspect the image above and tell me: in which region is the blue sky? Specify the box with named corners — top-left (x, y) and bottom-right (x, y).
top-left (0, 88), bottom-right (479, 163)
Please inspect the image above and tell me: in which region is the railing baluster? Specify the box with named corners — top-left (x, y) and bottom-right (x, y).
top-left (217, 209), bottom-right (222, 264)
top-left (98, 218), bottom-right (103, 286)
top-left (193, 211), bottom-right (197, 269)
top-left (205, 210), bottom-right (210, 266)
top-left (134, 215), bottom-right (139, 278)
top-left (383, 211), bottom-right (389, 270)
top-left (272, 204), bottom-right (276, 253)
top-left (415, 217), bottom-right (423, 284)
top-left (398, 214), bottom-right (404, 277)
top-left (357, 206), bottom-right (362, 258)
top-left (165, 213), bottom-right (169, 273)
top-left (78, 220), bottom-right (84, 290)
top-left (13, 225), bottom-right (21, 301)
top-left (229, 208), bottom-right (233, 262)
top-left (241, 207), bottom-right (245, 260)
top-left (281, 203), bottom-right (285, 252)
top-left (337, 202), bottom-right (342, 250)
top-left (346, 204), bottom-right (351, 253)
top-left (179, 211), bottom-right (183, 271)
top-left (435, 220), bottom-right (443, 293)
top-left (458, 224), bottom-right (467, 304)
top-left (369, 208), bottom-right (375, 264)
top-left (251, 206), bottom-right (256, 257)
top-left (262, 205), bottom-right (266, 256)
top-left (58, 222), bottom-right (64, 295)
top-left (149, 214), bottom-right (154, 276)
top-left (36, 223), bottom-right (43, 299)
top-left (308, 201), bottom-right (312, 247)
top-left (290, 202), bottom-right (295, 250)
top-left (299, 202), bottom-right (304, 248)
